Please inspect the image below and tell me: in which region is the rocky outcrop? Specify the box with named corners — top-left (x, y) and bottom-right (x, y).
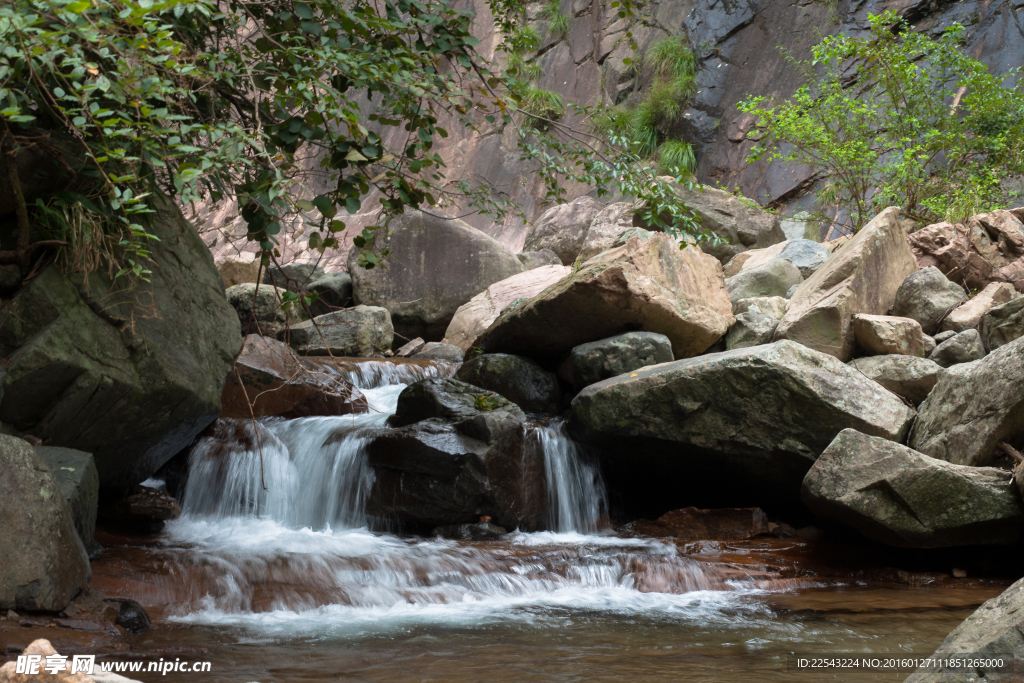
top-left (726, 258), bottom-right (803, 304)
top-left (454, 354), bottom-right (561, 413)
top-left (891, 266), bottom-right (967, 335)
top-left (570, 331), bottom-right (674, 390)
top-left (910, 335), bottom-right (1024, 467)
top-left (577, 202), bottom-right (635, 263)
top-left (365, 379), bottom-right (545, 530)
top-left (522, 196), bottom-right (605, 265)
top-left (348, 209), bottom-right (523, 340)
top-left (803, 429), bottom-right (1023, 548)
top-left (852, 314), bottom-right (927, 357)
top-left (571, 341), bottom-right (915, 508)
top-left (848, 355), bottom-right (945, 406)
top-left (905, 576), bottom-right (1024, 683)
top-left (981, 297), bottom-right (1024, 352)
top-left (0, 193), bottom-right (242, 487)
top-left (927, 328), bottom-right (986, 368)
top-left (908, 212), bottom-right (1024, 293)
top-left (942, 282), bottom-right (1018, 333)
top-left (33, 447), bottom-right (99, 558)
top-left (477, 234), bottom-right (734, 360)
top-left (284, 306), bottom-right (393, 357)
top-left (442, 264), bottom-right (570, 351)
top-left (773, 207), bottom-right (918, 361)
top-left (221, 335), bottom-right (367, 419)
top-left (0, 436), bottom-right (90, 612)
top-left (725, 310), bottom-right (778, 350)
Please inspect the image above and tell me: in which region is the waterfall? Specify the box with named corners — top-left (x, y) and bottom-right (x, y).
top-left (533, 420), bottom-right (608, 534)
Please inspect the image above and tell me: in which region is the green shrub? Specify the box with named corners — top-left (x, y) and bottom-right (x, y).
top-left (657, 140), bottom-right (697, 173)
top-left (542, 0), bottom-right (570, 37)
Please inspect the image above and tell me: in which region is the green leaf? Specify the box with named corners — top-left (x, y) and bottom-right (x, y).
top-left (345, 196), bottom-right (361, 213)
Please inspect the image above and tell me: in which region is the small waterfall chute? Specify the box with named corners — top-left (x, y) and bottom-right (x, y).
top-left (531, 421), bottom-right (609, 534)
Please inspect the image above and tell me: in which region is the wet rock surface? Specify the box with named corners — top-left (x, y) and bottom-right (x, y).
top-left (455, 354), bottom-right (561, 413)
top-left (33, 447), bottom-right (99, 559)
top-left (625, 507), bottom-right (769, 541)
top-left (570, 332), bottom-right (674, 390)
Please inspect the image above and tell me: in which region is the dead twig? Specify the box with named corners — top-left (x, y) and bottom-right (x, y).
top-left (234, 366), bottom-right (267, 491)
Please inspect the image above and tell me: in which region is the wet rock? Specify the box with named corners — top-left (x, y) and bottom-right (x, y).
top-left (928, 329), bottom-right (986, 368)
top-left (455, 354), bottom-right (560, 413)
top-left (848, 355), bottom-right (945, 405)
top-left (33, 447), bottom-right (99, 559)
top-left (477, 234), bottom-right (734, 360)
top-left (803, 429), bottom-right (1023, 549)
top-left (432, 522), bottom-right (508, 540)
top-left (577, 202), bottom-right (635, 263)
top-left (627, 507), bottom-right (769, 541)
top-left (0, 639), bottom-right (93, 682)
top-left (570, 331), bottom-right (674, 390)
top-left (852, 314), bottom-right (927, 357)
top-left (218, 259), bottom-right (260, 288)
top-left (725, 311), bottom-right (778, 350)
top-left (891, 266), bottom-right (967, 335)
top-left (221, 335), bottom-right (367, 419)
top-left (942, 282), bottom-right (1018, 333)
top-left (394, 338), bottom-right (426, 358)
top-left (726, 258), bottom-right (803, 305)
top-left (284, 306), bottom-right (393, 357)
top-left (522, 196), bottom-right (605, 265)
top-left (307, 271), bottom-right (353, 309)
top-left (108, 598), bottom-right (151, 634)
top-left (442, 265), bottom-right (570, 352)
top-left (411, 342), bottom-right (465, 362)
top-left (0, 193), bottom-right (242, 488)
top-left (571, 341), bottom-right (915, 505)
top-left (774, 207), bottom-right (919, 361)
top-left (733, 296), bottom-right (788, 320)
top-left (366, 379), bottom-right (545, 530)
top-left (905, 575), bottom-right (1024, 683)
top-left (99, 485), bottom-right (181, 533)
top-left (911, 335), bottom-right (1024, 467)
top-left (981, 297), bottom-right (1024, 352)
top-left (263, 263), bottom-right (324, 289)
top-left (348, 209), bottom-right (523, 340)
top-left (517, 249), bottom-right (562, 270)
top-left (0, 436), bottom-right (90, 612)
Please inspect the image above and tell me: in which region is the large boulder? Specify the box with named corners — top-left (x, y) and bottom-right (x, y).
top-left (577, 202), bottom-right (635, 263)
top-left (218, 259), bottom-right (260, 288)
top-left (442, 265), bottom-right (570, 352)
top-left (651, 183), bottom-right (784, 263)
top-left (570, 331), bottom-right (674, 390)
top-left (0, 193), bottom-right (242, 487)
top-left (910, 335), bottom-right (1024, 466)
top-left (735, 240), bottom-right (830, 279)
top-left (571, 341), bottom-right (915, 508)
top-left (941, 282), bottom-right (1018, 333)
top-left (907, 211), bottom-right (1024, 293)
top-left (773, 207), bottom-right (919, 361)
top-left (522, 196), bottom-right (605, 265)
top-left (454, 354), bottom-right (561, 413)
top-left (725, 258), bottom-right (803, 305)
top-left (848, 355), bottom-right (945, 405)
top-left (307, 271), bottom-right (353, 309)
top-left (476, 234), bottom-right (734, 360)
top-left (0, 436), bottom-right (90, 612)
top-left (852, 314), bottom-right (927, 357)
top-left (927, 328), bottom-right (986, 368)
top-left (891, 266), bottom-right (967, 335)
top-left (905, 577), bottom-right (1024, 683)
top-left (364, 379), bottom-right (546, 530)
top-left (284, 306), bottom-right (393, 357)
top-left (225, 282), bottom-right (301, 337)
top-left (725, 311), bottom-right (779, 350)
top-left (263, 262), bottom-right (324, 288)
top-left (221, 335), bottom-right (367, 419)
top-left (348, 210), bottom-right (523, 340)
top-left (34, 447), bottom-right (99, 558)
top-left (802, 429), bottom-right (1023, 548)
top-left (733, 296), bottom-right (788, 320)
top-left (981, 297), bottom-right (1024, 352)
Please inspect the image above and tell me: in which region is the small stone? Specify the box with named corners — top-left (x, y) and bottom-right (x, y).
top-left (952, 568), bottom-right (968, 578)
top-left (432, 523), bottom-right (508, 540)
top-left (6, 609), bottom-right (17, 621)
top-left (411, 342), bottom-right (465, 362)
top-left (394, 337), bottom-right (427, 358)
top-left (933, 330), bottom-right (956, 344)
top-left (110, 598), bottom-right (151, 634)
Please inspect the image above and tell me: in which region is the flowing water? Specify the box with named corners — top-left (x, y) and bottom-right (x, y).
top-left (80, 360), bottom-right (1007, 682)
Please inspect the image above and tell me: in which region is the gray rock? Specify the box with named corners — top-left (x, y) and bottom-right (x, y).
top-left (726, 258), bottom-right (803, 304)
top-left (570, 331), bottom-right (674, 389)
top-left (263, 263), bottom-right (325, 289)
top-left (779, 212), bottom-right (820, 242)
top-left (394, 337), bottom-right (427, 358)
top-left (34, 446), bottom-right (99, 558)
top-left (891, 266), bottom-right (967, 335)
top-left (307, 271), bottom-right (353, 309)
top-left (285, 306), bottom-right (392, 357)
top-left (802, 429), bottom-right (1023, 548)
top-left (226, 282), bottom-right (299, 336)
top-left (777, 240), bottom-right (832, 278)
top-left (922, 334), bottom-right (936, 356)
top-left (848, 355), bottom-right (945, 405)
top-left (432, 522), bottom-right (508, 540)
top-left (785, 284), bottom-right (799, 299)
top-left (412, 342), bottom-right (465, 362)
top-left (905, 576), bottom-right (1024, 682)
top-left (577, 202), bottom-right (635, 263)
top-left (733, 296), bottom-right (788, 320)
top-left (933, 330), bottom-right (957, 344)
top-left (0, 193), bottom-right (242, 487)
top-left (928, 328), bottom-right (986, 367)
top-left (725, 311), bottom-right (778, 350)
top-left (911, 334), bottom-right (1024, 467)
top-left (0, 435), bottom-right (90, 611)
top-left (522, 196), bottom-right (605, 265)
top-left (571, 341), bottom-right (916, 500)
top-left (517, 249), bottom-right (562, 270)
top-left (455, 354), bottom-right (561, 413)
top-left (981, 297), bottom-right (1024, 352)
top-left (349, 210), bottom-right (523, 340)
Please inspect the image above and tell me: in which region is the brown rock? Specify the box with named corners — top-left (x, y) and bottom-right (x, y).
top-left (852, 314), bottom-right (927, 357)
top-left (98, 485), bottom-right (181, 532)
top-left (629, 507), bottom-right (769, 541)
top-left (477, 234), bottom-right (734, 360)
top-left (218, 259), bottom-right (261, 288)
top-left (908, 221), bottom-right (997, 291)
top-left (0, 640), bottom-right (92, 683)
top-left (774, 207), bottom-right (918, 361)
top-left (221, 335), bottom-right (367, 419)
top-left (941, 282), bottom-right (1018, 333)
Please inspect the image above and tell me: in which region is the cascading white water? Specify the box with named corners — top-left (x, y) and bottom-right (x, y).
top-left (531, 421), bottom-right (608, 534)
